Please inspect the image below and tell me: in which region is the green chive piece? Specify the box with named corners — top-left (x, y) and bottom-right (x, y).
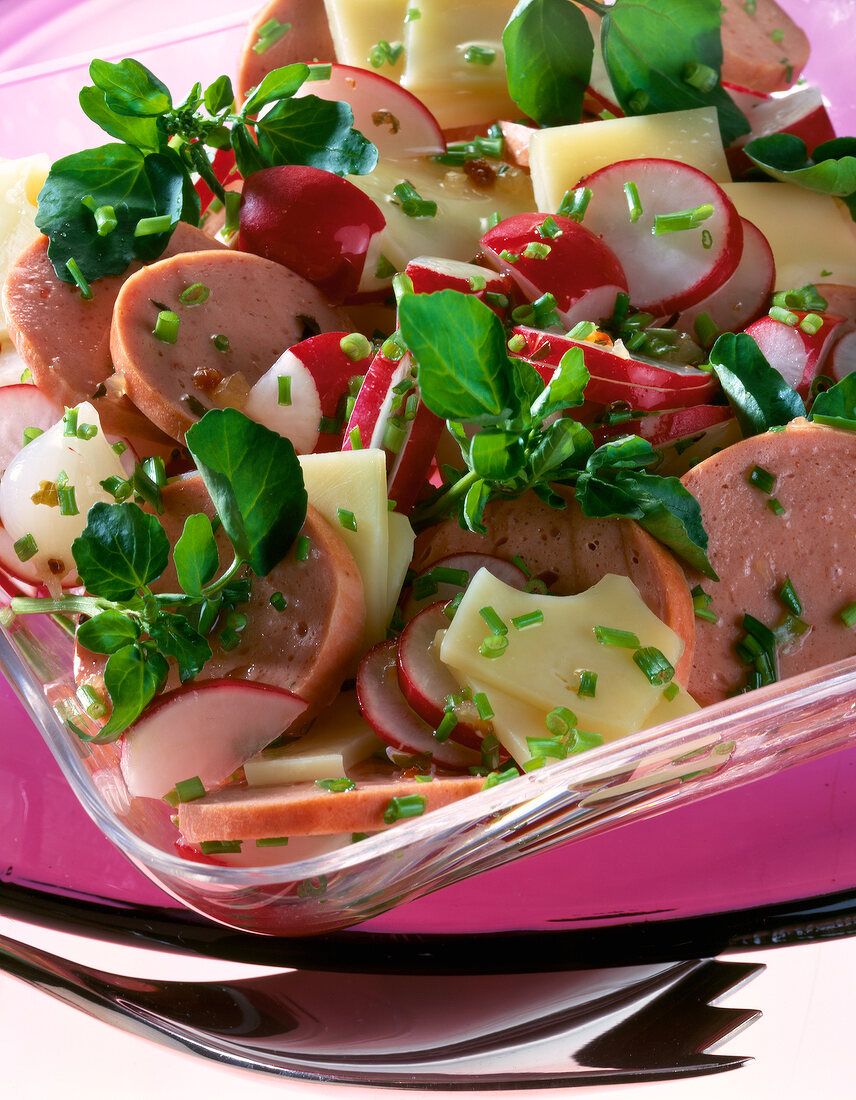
top-left (253, 17), bottom-right (291, 52)
top-left (93, 205), bottom-right (117, 236)
top-left (219, 627), bottom-right (241, 651)
top-left (434, 710), bottom-right (458, 743)
top-left (594, 625), bottom-right (641, 648)
top-left (315, 777), bottom-right (356, 792)
top-left (623, 181), bottom-right (643, 222)
top-left (482, 766), bottom-right (519, 789)
top-left (779, 577), bottom-right (802, 615)
top-left (522, 241), bottom-right (551, 260)
top-left (179, 282), bottom-right (210, 306)
top-left (662, 682), bottom-right (680, 702)
top-left (681, 60), bottom-right (718, 93)
top-left (175, 776), bottom-right (206, 802)
top-left (348, 425), bottom-right (363, 450)
top-left (375, 253), bottom-right (397, 279)
top-left (479, 605), bottom-right (507, 635)
top-left (691, 584), bottom-right (718, 623)
top-left (537, 215), bottom-right (562, 240)
top-left (318, 415), bottom-right (342, 435)
top-left (464, 45), bottom-right (496, 65)
top-left (633, 646), bottom-right (675, 686)
top-left (277, 375), bottom-right (292, 406)
top-left (498, 249), bottom-right (519, 264)
top-left (507, 333), bottom-right (526, 353)
top-left (652, 203), bottom-right (714, 234)
top-left (748, 465), bottom-right (775, 493)
top-left (337, 507), bottom-right (358, 532)
top-left (628, 89), bottom-right (650, 113)
top-left (340, 333), bottom-right (372, 361)
top-left (296, 535), bottom-right (311, 561)
top-left (307, 63), bottom-right (331, 80)
top-left (800, 312), bottom-right (824, 335)
top-left (693, 311), bottom-right (720, 348)
top-left (256, 836), bottom-right (289, 847)
top-left (577, 670), bottom-right (597, 697)
top-left (383, 794), bottom-right (426, 823)
top-left (200, 840), bottom-right (242, 855)
top-left (76, 683), bottom-right (107, 719)
top-left (223, 190), bottom-right (241, 240)
top-left (153, 310), bottom-right (180, 343)
top-left (383, 417), bottom-right (407, 453)
top-left (840, 602), bottom-right (856, 628)
top-left (212, 333), bottom-right (230, 352)
top-left (134, 214), bottom-right (172, 237)
top-left (479, 634), bottom-right (509, 658)
top-left (405, 6), bottom-right (421, 20)
top-left (392, 180), bottom-right (436, 218)
top-left (270, 591), bottom-right (287, 612)
top-left (443, 592), bottom-right (464, 620)
top-left (474, 692), bottom-right (494, 720)
top-left (63, 407), bottom-right (79, 436)
top-left (65, 258), bottom-right (92, 299)
top-left (545, 705), bottom-right (577, 736)
top-left (769, 305), bottom-right (799, 326)
top-left (22, 426), bottom-right (43, 448)
top-left (57, 485), bottom-right (79, 516)
top-left (557, 186), bottom-right (592, 223)
top-left (527, 735), bottom-right (568, 760)
top-left (511, 610), bottom-right (544, 630)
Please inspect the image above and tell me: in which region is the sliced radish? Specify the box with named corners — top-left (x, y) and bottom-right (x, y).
top-left (480, 212), bottom-right (628, 328)
top-left (405, 256), bottom-right (512, 318)
top-left (828, 329), bottom-right (856, 382)
top-left (402, 552), bottom-right (528, 621)
top-left (593, 404), bottom-right (734, 448)
top-left (744, 310), bottom-right (853, 396)
top-left (673, 218), bottom-right (775, 337)
top-left (120, 679), bottom-right (309, 800)
top-left (0, 385), bottom-right (63, 478)
top-left (342, 346), bottom-right (411, 453)
top-left (356, 640), bottom-right (481, 771)
top-left (238, 165), bottom-right (386, 304)
top-left (727, 84), bottom-right (836, 176)
top-left (397, 603), bottom-right (477, 730)
top-left (243, 332), bottom-right (372, 453)
top-left (580, 158), bottom-right (743, 315)
top-left (294, 64), bottom-right (445, 159)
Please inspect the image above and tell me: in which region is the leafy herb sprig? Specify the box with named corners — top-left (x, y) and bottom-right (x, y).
top-left (6, 410), bottom-right (307, 740)
top-left (37, 58), bottom-right (378, 285)
top-left (399, 289), bottom-right (716, 579)
top-left (744, 135), bottom-right (856, 222)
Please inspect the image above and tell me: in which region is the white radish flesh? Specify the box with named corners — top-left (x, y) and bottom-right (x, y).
top-left (744, 311), bottom-right (852, 396)
top-left (242, 350), bottom-right (322, 454)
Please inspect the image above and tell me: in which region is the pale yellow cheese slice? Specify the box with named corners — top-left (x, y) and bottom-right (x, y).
top-left (0, 154), bottom-right (49, 342)
top-left (386, 509), bottom-right (416, 624)
top-left (323, 0), bottom-right (408, 78)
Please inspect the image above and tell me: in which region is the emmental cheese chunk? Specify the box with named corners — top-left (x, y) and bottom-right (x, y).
top-left (0, 154), bottom-right (49, 343)
top-left (323, 0), bottom-right (407, 78)
top-left (529, 108), bottom-right (731, 215)
top-left (440, 571), bottom-right (685, 742)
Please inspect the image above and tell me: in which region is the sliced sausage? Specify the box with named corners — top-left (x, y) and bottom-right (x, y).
top-left (2, 223), bottom-right (224, 451)
top-left (236, 0), bottom-right (335, 104)
top-left (110, 249), bottom-right (348, 442)
top-left (720, 0), bottom-right (809, 94)
top-left (75, 474), bottom-right (366, 715)
top-left (178, 761), bottom-right (485, 840)
top-left (681, 419), bottom-right (856, 704)
top-left (410, 486), bottom-right (696, 684)
top-left (817, 283), bottom-right (856, 323)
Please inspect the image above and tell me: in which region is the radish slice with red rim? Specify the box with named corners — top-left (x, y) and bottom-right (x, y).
top-left (744, 310), bottom-right (852, 396)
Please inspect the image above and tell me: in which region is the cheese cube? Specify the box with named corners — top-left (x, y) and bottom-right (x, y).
top-left (323, 0), bottom-right (407, 78)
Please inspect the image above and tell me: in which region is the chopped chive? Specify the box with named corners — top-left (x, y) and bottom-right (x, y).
top-left (434, 710), bottom-right (458, 743)
top-left (522, 241), bottom-right (551, 260)
top-left (337, 507), bottom-right (358, 532)
top-left (429, 566), bottom-right (470, 587)
top-left (623, 181), bottom-right (643, 223)
top-left (277, 375), bottom-right (292, 406)
top-left (348, 425), bottom-right (363, 450)
top-left (57, 485), bottom-right (79, 516)
top-left (662, 681), bottom-right (680, 702)
top-left (65, 257), bottom-right (92, 299)
top-left (307, 63), bottom-right (331, 80)
top-left (200, 840), bottom-right (242, 855)
top-left (748, 465), bottom-right (775, 493)
top-left (482, 766), bottom-right (519, 789)
top-left (219, 627), bottom-right (241, 651)
top-left (594, 624), bottom-right (641, 648)
top-left (498, 249), bottom-right (519, 264)
top-left (775, 613), bottom-right (810, 645)
top-left (153, 310), bottom-right (180, 343)
top-left (175, 776), bottom-right (206, 802)
top-left (134, 214), bottom-right (172, 237)
top-left (100, 474), bottom-right (132, 502)
top-left (577, 669), bottom-right (597, 697)
top-left (382, 417), bottom-right (407, 453)
top-left (211, 333), bottom-right (230, 352)
top-left (405, 6), bottom-right (421, 20)
top-left (296, 535), bottom-right (311, 561)
top-left (369, 39), bottom-right (404, 68)
top-left (375, 253), bottom-right (397, 279)
top-left (537, 215), bottom-right (562, 240)
top-left (525, 577), bottom-right (548, 595)
top-left (633, 646), bottom-right (675, 686)
top-left (464, 44), bottom-right (496, 65)
top-left (527, 735), bottom-right (568, 759)
top-left (222, 190), bottom-right (241, 240)
top-left (511, 610), bottom-right (544, 630)
top-left (693, 311), bottom-right (720, 348)
top-left (256, 836), bottom-right (289, 847)
top-left (179, 282), bottom-right (210, 306)
top-left (63, 407), bottom-right (79, 436)
top-left (270, 591), bottom-right (287, 611)
top-left (76, 422), bottom-right (97, 441)
top-left (21, 426), bottom-right (42, 449)
top-left (799, 313), bottom-right (824, 335)
top-left (779, 577), bottom-right (802, 615)
top-left (652, 203), bottom-right (714, 234)
top-left (557, 186), bottom-right (592, 222)
top-left (473, 691), bottom-right (494, 720)
top-left (340, 332), bottom-right (372, 361)
top-left (479, 634), bottom-right (509, 658)
top-left (90, 204), bottom-right (117, 236)
top-left (253, 17), bottom-right (291, 53)
top-left (681, 60), bottom-right (718, 92)
top-left (478, 605), bottom-right (507, 635)
top-left (840, 602), bottom-right (856, 628)
top-left (318, 415), bottom-right (342, 434)
top-left (351, 832), bottom-right (369, 843)
top-left (391, 180), bottom-right (436, 218)
top-left (545, 705), bottom-right (576, 736)
top-left (315, 777), bottom-right (356, 792)
top-left (13, 533), bottom-right (38, 562)
top-left (383, 794), bottom-right (426, 823)
top-left (480, 733), bottom-right (500, 771)
top-left (507, 333), bottom-right (526, 353)
top-left (443, 592), bottom-right (464, 620)
top-left (769, 305), bottom-right (799, 326)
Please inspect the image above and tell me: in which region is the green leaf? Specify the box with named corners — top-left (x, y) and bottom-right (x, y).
top-left (502, 0), bottom-right (593, 127)
top-left (586, 433), bottom-right (658, 472)
top-left (148, 615), bottom-right (212, 682)
top-left (744, 134), bottom-right (856, 209)
top-left (185, 409), bottom-right (308, 577)
top-left (530, 346), bottom-right (589, 419)
top-left (529, 417), bottom-right (593, 481)
top-left (241, 63), bottom-right (309, 116)
top-left (76, 610), bottom-right (141, 655)
top-left (462, 478), bottom-right (492, 534)
top-left (255, 95), bottom-right (378, 176)
top-left (72, 502), bottom-right (171, 601)
top-left (601, 0), bottom-right (748, 147)
top-left (89, 58), bottom-right (172, 118)
top-left (204, 74), bottom-right (235, 114)
top-left (173, 513), bottom-right (219, 596)
top-left (809, 373), bottom-right (856, 431)
top-left (78, 85), bottom-right (162, 150)
top-left (615, 470), bottom-right (717, 579)
top-left (399, 291), bottom-right (517, 425)
top-left (230, 122), bottom-right (270, 178)
top-left (94, 644), bottom-right (168, 741)
top-left (469, 429), bottom-right (527, 480)
top-left (36, 145), bottom-right (185, 282)
top-left (709, 331), bottom-right (806, 435)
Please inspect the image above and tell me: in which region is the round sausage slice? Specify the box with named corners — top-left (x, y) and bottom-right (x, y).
top-left (75, 474), bottom-right (366, 715)
top-left (236, 0), bottom-right (335, 104)
top-left (110, 249), bottom-right (348, 443)
top-left (720, 0), bottom-right (809, 93)
top-left (410, 486), bottom-right (695, 684)
top-left (681, 419), bottom-right (856, 704)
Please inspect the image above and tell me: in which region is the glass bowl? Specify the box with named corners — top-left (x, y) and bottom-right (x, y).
top-left (2, 0), bottom-right (856, 945)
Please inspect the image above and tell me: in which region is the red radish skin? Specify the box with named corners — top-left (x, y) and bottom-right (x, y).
top-left (397, 603), bottom-right (476, 729)
top-left (405, 256), bottom-right (512, 317)
top-left (120, 679), bottom-right (309, 800)
top-left (342, 346), bottom-right (411, 453)
top-left (357, 640), bottom-right (481, 771)
top-left (238, 165), bottom-right (386, 304)
top-left (726, 84), bottom-right (836, 177)
top-left (579, 159), bottom-right (743, 315)
top-left (744, 311), bottom-right (853, 397)
top-left (480, 212), bottom-right (628, 329)
top-left (294, 64), bottom-right (445, 159)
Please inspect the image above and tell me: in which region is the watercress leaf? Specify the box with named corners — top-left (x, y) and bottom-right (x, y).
top-left (502, 0), bottom-right (593, 127)
top-left (462, 478), bottom-right (492, 534)
top-left (78, 85), bottom-right (162, 150)
top-left (511, 358), bottom-right (545, 415)
top-left (529, 417), bottom-right (593, 481)
top-left (130, 151), bottom-right (187, 262)
top-left (241, 63), bottom-right (310, 116)
top-left (399, 291), bottom-right (518, 425)
top-left (185, 409), bottom-right (308, 577)
top-left (531, 346), bottom-right (589, 419)
top-left (76, 610), bottom-right (141, 655)
top-left (173, 513), bottom-right (219, 596)
top-left (148, 615), bottom-right (212, 683)
top-left (586, 433), bottom-right (657, 473)
top-left (89, 58), bottom-right (172, 118)
top-left (601, 0), bottom-right (749, 147)
top-left (809, 372), bottom-right (856, 430)
top-left (72, 501), bottom-right (171, 601)
top-left (531, 481), bottom-right (569, 509)
top-left (94, 643), bottom-right (168, 741)
top-left (255, 95), bottom-right (378, 176)
top-left (35, 145), bottom-right (184, 282)
top-left (574, 468), bottom-right (644, 519)
top-left (469, 429), bottom-right (527, 480)
top-left (709, 331), bottom-right (806, 435)
top-left (744, 133), bottom-right (856, 206)
top-left (204, 74), bottom-right (235, 115)
top-left (230, 122), bottom-right (270, 178)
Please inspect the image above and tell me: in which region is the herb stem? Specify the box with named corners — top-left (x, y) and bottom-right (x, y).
top-left (186, 140), bottom-right (227, 205)
top-left (412, 468), bottom-right (480, 527)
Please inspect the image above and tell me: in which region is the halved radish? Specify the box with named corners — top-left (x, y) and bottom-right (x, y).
top-left (356, 640), bottom-right (481, 771)
top-left (342, 346), bottom-right (411, 453)
top-left (580, 159), bottom-right (744, 315)
top-left (828, 329), bottom-right (856, 382)
top-left (592, 404), bottom-right (735, 459)
top-left (0, 384), bottom-right (63, 478)
top-left (402, 552), bottom-right (528, 621)
top-left (294, 64), bottom-right (445, 158)
top-left (404, 256), bottom-right (512, 318)
top-left (243, 331), bottom-right (372, 453)
top-left (120, 679), bottom-right (309, 800)
top-left (744, 310), bottom-right (853, 396)
top-left (480, 212), bottom-right (628, 328)
top-left (238, 165), bottom-right (386, 303)
top-left (727, 84), bottom-right (836, 177)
